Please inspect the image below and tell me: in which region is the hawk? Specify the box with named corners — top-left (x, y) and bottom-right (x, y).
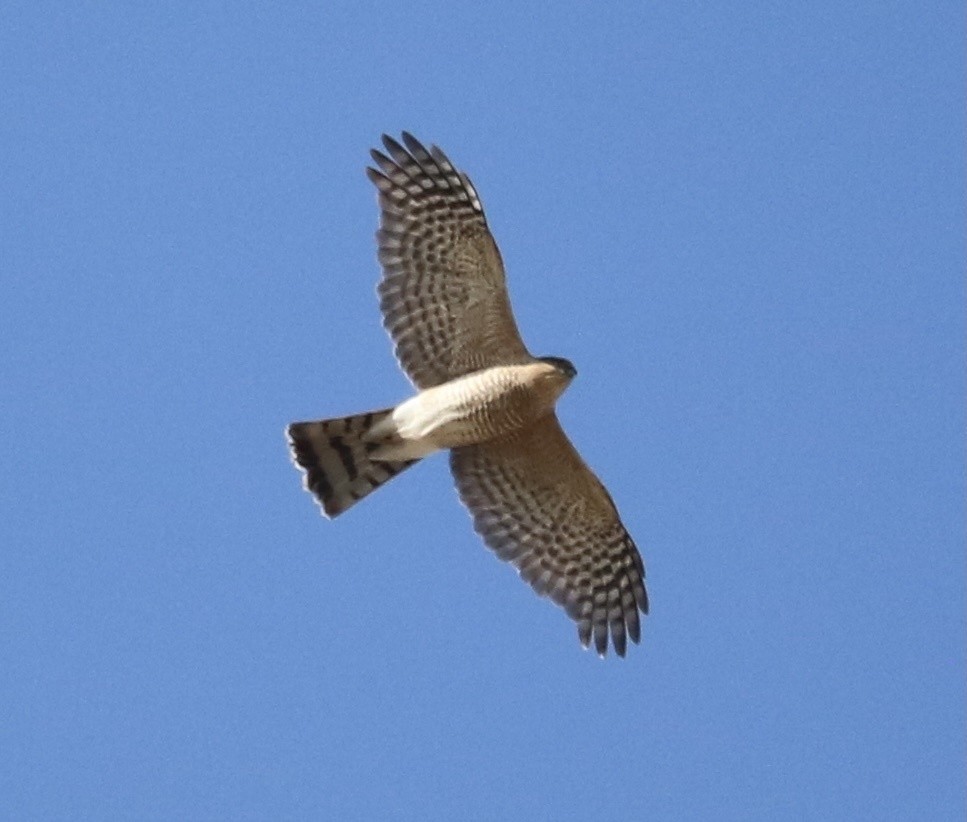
top-left (287, 133), bottom-right (648, 656)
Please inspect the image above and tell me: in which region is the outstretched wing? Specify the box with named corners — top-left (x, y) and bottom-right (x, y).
top-left (367, 133), bottom-right (531, 389)
top-left (450, 415), bottom-right (648, 657)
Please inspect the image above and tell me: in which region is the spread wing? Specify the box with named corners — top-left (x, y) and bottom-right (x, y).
top-left (367, 133), bottom-right (532, 389)
top-left (450, 415), bottom-right (648, 657)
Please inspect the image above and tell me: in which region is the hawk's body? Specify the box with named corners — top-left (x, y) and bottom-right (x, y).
top-left (288, 133), bottom-right (648, 657)
top-left (380, 360), bottom-right (572, 458)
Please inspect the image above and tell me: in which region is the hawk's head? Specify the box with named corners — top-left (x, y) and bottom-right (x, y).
top-left (538, 356), bottom-right (577, 381)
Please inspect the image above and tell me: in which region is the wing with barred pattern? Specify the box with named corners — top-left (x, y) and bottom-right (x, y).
top-left (367, 132), bottom-right (532, 389)
top-left (450, 415), bottom-right (648, 657)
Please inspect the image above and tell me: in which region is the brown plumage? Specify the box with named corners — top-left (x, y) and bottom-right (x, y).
top-left (288, 133), bottom-right (648, 657)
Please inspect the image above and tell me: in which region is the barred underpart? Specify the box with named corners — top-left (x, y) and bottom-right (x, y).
top-left (450, 415), bottom-right (648, 658)
top-left (287, 134), bottom-right (650, 659)
top-left (367, 132), bottom-right (532, 389)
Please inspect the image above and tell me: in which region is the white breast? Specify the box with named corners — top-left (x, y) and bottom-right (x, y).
top-left (366, 362), bottom-right (565, 461)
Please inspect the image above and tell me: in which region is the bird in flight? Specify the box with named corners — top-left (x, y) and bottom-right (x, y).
top-left (287, 133), bottom-right (648, 656)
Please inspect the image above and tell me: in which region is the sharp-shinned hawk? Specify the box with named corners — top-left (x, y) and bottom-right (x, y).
top-left (287, 133), bottom-right (648, 657)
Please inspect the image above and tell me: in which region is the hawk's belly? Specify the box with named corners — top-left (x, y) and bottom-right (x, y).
top-left (389, 363), bottom-right (563, 452)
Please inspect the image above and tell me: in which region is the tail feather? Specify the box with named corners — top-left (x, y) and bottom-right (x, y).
top-left (287, 409), bottom-right (417, 518)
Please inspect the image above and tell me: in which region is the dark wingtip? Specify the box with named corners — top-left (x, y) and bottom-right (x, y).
top-left (400, 131), bottom-right (424, 153)
top-left (381, 132), bottom-right (406, 157)
top-left (612, 623), bottom-right (627, 658)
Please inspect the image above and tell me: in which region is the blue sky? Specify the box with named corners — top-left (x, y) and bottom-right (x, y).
top-left (2, 3), bottom-right (963, 820)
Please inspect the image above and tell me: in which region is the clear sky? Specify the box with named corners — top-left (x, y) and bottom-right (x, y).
top-left (2, 3), bottom-right (963, 820)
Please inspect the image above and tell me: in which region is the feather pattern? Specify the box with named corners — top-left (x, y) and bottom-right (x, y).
top-left (367, 132), bottom-right (532, 389)
top-left (450, 415), bottom-right (648, 657)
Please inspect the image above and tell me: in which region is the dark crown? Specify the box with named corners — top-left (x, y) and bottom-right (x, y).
top-left (538, 356), bottom-right (577, 379)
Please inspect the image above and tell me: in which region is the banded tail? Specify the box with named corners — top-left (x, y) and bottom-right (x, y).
top-left (287, 409), bottom-right (418, 518)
